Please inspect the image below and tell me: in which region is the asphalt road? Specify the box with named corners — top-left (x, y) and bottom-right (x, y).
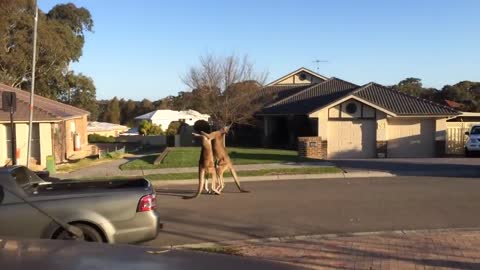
top-left (146, 176), bottom-right (480, 248)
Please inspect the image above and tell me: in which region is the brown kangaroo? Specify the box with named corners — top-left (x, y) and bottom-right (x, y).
top-left (202, 126), bottom-right (249, 193)
top-left (183, 133), bottom-right (220, 199)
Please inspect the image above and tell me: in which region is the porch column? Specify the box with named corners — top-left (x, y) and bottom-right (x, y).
top-left (376, 112), bottom-right (388, 158)
top-left (287, 115), bottom-right (295, 147)
top-left (435, 118), bottom-right (447, 157)
top-left (263, 116), bottom-right (272, 147)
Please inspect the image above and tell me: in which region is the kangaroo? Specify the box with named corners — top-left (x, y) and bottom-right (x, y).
top-left (183, 133), bottom-right (220, 199)
top-left (202, 126), bottom-right (249, 193)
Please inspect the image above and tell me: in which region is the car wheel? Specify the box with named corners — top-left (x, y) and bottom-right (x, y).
top-left (54, 224), bottom-right (104, 242)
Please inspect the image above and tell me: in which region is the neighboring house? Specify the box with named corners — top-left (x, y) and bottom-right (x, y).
top-left (134, 109), bottom-right (210, 130)
top-left (87, 121), bottom-right (129, 137)
top-left (259, 68), bottom-right (460, 159)
top-left (0, 83), bottom-right (91, 168)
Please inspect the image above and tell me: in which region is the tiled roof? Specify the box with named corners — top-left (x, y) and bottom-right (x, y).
top-left (260, 79), bottom-right (459, 116)
top-left (0, 83), bottom-right (89, 122)
top-left (353, 83), bottom-right (459, 115)
top-left (258, 84), bottom-right (313, 105)
top-left (261, 78), bottom-right (358, 115)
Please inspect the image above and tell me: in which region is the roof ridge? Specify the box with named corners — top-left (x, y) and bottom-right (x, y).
top-left (265, 79), bottom-right (333, 108)
top-left (266, 67), bottom-right (329, 86)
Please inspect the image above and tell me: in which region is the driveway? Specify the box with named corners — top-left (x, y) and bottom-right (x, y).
top-left (332, 158), bottom-right (480, 178)
top-left (147, 176), bottom-right (480, 247)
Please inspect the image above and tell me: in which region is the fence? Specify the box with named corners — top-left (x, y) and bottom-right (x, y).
top-left (446, 122), bottom-right (475, 155)
top-left (117, 135), bottom-right (166, 146)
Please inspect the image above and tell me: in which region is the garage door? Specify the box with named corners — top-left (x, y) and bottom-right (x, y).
top-left (387, 119), bottom-right (435, 158)
top-left (328, 120), bottom-right (376, 159)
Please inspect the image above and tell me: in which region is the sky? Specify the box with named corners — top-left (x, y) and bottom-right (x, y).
top-left (39, 0), bottom-right (480, 100)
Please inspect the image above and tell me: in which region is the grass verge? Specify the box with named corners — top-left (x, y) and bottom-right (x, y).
top-left (145, 166), bottom-right (342, 181)
top-left (120, 147), bottom-right (299, 170)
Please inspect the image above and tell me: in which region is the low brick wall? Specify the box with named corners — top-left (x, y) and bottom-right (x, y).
top-left (298, 137), bottom-right (326, 159)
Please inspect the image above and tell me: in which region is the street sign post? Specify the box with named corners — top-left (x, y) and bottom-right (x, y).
top-left (2, 92), bottom-right (17, 165)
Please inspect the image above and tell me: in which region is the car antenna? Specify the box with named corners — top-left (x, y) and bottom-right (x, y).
top-left (0, 183), bottom-right (84, 239)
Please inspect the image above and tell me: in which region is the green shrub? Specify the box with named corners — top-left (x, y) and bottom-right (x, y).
top-left (166, 121), bottom-right (182, 136)
top-left (88, 134), bottom-right (116, 143)
top-left (139, 120), bottom-right (164, 135)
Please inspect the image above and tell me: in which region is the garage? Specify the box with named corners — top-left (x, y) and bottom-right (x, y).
top-left (387, 119), bottom-right (435, 158)
top-left (328, 120), bottom-right (376, 159)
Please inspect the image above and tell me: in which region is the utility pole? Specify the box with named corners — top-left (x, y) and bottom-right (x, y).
top-left (312, 59), bottom-right (329, 73)
top-left (27, 0), bottom-right (39, 168)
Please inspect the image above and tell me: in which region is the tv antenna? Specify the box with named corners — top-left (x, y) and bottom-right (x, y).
top-left (312, 59), bottom-right (329, 72)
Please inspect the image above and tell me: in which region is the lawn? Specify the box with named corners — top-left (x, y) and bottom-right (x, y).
top-left (120, 147), bottom-right (299, 170)
top-left (56, 152), bottom-right (124, 173)
top-left (145, 167), bottom-right (341, 181)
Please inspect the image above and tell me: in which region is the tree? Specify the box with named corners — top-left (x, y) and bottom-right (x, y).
top-left (0, 1), bottom-right (96, 109)
top-left (61, 72), bottom-right (99, 120)
top-left (121, 99), bottom-right (137, 126)
top-left (104, 97), bottom-right (121, 124)
top-left (182, 54), bottom-right (268, 127)
top-left (138, 99), bottom-right (154, 115)
top-left (391, 78), bottom-right (438, 100)
top-left (440, 81), bottom-right (480, 111)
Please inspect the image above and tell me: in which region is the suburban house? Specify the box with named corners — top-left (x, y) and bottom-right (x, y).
top-left (0, 83), bottom-right (91, 168)
top-left (259, 68), bottom-right (461, 159)
top-left (134, 109), bottom-right (210, 130)
top-left (87, 121), bottom-right (129, 137)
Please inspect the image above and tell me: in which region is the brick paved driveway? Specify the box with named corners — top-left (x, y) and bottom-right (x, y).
top-left (235, 229), bottom-right (480, 270)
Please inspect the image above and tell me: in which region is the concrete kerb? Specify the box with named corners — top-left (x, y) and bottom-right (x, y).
top-left (151, 171), bottom-right (395, 187)
top-left (163, 226), bottom-right (480, 251)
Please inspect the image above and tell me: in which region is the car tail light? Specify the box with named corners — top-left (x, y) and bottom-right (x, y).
top-left (138, 194), bottom-right (156, 212)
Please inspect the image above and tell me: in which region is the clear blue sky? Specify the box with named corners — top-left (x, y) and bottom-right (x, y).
top-left (39, 0), bottom-right (480, 100)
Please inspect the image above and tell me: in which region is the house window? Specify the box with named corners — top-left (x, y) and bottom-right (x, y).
top-left (346, 103), bottom-right (357, 114)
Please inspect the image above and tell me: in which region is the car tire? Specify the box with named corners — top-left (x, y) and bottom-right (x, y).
top-left (54, 223), bottom-right (104, 242)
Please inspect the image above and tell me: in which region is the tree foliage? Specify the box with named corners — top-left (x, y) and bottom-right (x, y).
top-left (103, 97), bottom-right (121, 124)
top-left (138, 120), bottom-right (163, 136)
top-left (0, 1), bottom-right (97, 115)
top-left (391, 78), bottom-right (480, 112)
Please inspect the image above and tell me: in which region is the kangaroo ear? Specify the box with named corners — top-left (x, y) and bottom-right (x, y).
top-left (192, 132), bottom-right (202, 137)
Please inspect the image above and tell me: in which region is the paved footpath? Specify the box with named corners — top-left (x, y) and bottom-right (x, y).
top-left (232, 229), bottom-right (480, 270)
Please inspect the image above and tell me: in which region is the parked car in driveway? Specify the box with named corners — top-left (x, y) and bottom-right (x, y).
top-left (0, 166), bottom-right (161, 244)
top-left (465, 125), bottom-right (480, 156)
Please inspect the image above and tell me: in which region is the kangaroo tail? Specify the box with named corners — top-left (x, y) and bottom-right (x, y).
top-left (183, 169), bottom-right (205, 199)
top-left (229, 166), bottom-right (250, 193)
